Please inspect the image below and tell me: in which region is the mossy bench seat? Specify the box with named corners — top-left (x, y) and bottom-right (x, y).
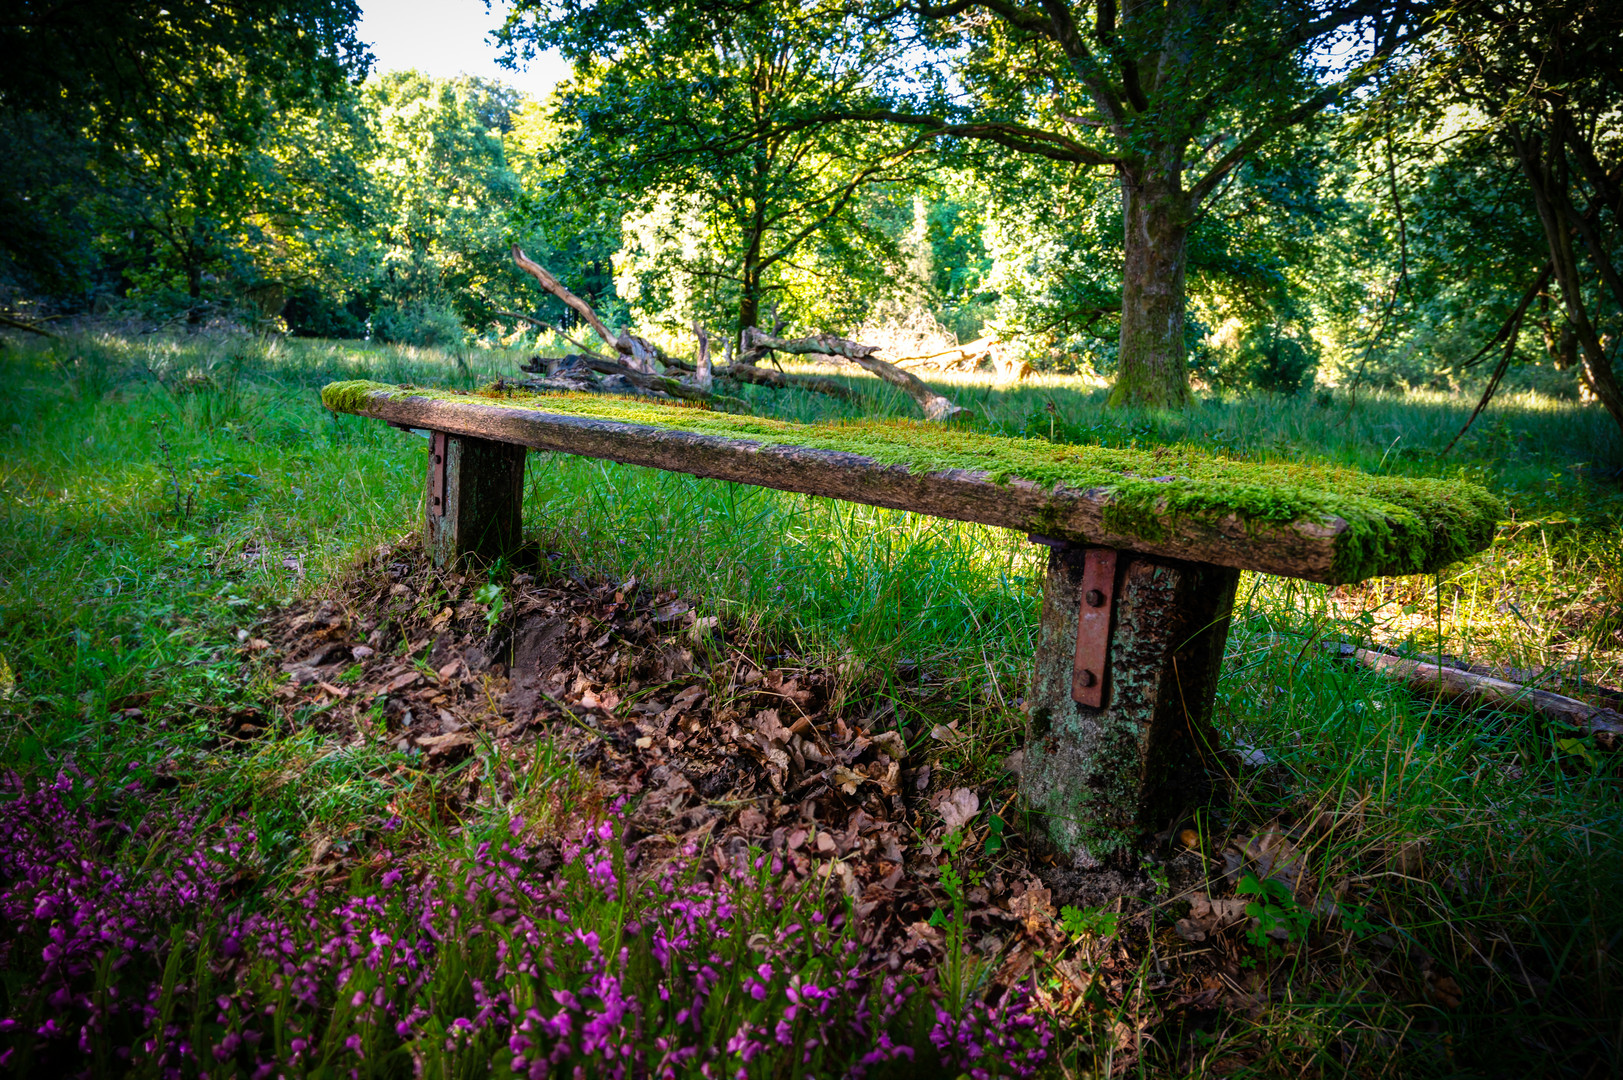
top-left (323, 379), bottom-right (1501, 867)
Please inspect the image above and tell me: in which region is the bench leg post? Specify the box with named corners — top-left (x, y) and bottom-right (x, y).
top-left (424, 432), bottom-right (526, 568)
top-left (1020, 545), bottom-right (1239, 868)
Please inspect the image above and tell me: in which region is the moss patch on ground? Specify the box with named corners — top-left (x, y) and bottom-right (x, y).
top-left (321, 380), bottom-right (1503, 581)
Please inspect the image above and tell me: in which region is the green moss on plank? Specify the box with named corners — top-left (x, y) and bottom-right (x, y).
top-left (321, 379), bottom-right (1502, 581)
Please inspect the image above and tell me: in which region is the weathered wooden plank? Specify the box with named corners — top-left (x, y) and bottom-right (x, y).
top-left (1022, 545), bottom-right (1240, 866)
top-left (424, 433), bottom-right (526, 567)
top-left (324, 382), bottom-right (1499, 584)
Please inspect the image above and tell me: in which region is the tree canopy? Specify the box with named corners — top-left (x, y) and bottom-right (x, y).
top-left (0, 0), bottom-right (1619, 442)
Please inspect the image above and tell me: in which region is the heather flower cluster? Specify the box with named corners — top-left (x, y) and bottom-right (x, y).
top-left (0, 771), bottom-right (1051, 1078)
top-left (929, 989), bottom-right (1052, 1080)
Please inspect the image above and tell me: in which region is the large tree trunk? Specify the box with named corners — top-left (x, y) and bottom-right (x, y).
top-left (1108, 169), bottom-right (1193, 410)
top-left (737, 205), bottom-right (766, 336)
top-left (1510, 128), bottom-right (1623, 434)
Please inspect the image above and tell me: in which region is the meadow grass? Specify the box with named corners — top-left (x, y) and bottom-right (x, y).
top-left (1, 330), bottom-right (1620, 1077)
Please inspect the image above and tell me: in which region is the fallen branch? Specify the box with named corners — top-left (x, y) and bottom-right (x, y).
top-left (693, 322), bottom-right (712, 390)
top-left (495, 310), bottom-right (614, 360)
top-left (712, 363), bottom-right (858, 401)
top-left (0, 312), bottom-right (59, 338)
top-left (511, 246), bottom-right (670, 373)
top-left (496, 309), bottom-right (550, 329)
top-left (1340, 645), bottom-right (1622, 747)
top-left (742, 327), bottom-right (970, 421)
top-left (510, 248), bottom-right (619, 351)
top-left (516, 355), bottom-right (746, 410)
top-left (893, 335), bottom-right (998, 371)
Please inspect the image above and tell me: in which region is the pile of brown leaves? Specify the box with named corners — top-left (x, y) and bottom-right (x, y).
top-left (250, 540), bottom-right (1076, 969)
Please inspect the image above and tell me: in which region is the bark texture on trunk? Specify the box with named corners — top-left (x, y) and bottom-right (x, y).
top-left (1509, 129), bottom-right (1623, 432)
top-left (1109, 170), bottom-right (1193, 410)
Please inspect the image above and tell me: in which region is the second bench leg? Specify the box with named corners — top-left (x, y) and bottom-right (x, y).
top-left (425, 432), bottom-right (526, 568)
top-left (1020, 545), bottom-right (1239, 868)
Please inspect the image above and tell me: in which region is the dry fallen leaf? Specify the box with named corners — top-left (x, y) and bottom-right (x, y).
top-left (936, 787), bottom-right (979, 831)
top-left (873, 759), bottom-right (901, 797)
top-left (870, 730), bottom-right (906, 760)
top-left (1009, 882), bottom-right (1055, 935)
top-left (1424, 971), bottom-right (1463, 1009)
top-left (1240, 827), bottom-right (1302, 892)
top-left (416, 732), bottom-right (474, 756)
top-left (829, 765), bottom-right (868, 796)
top-left (1176, 891), bottom-right (1250, 942)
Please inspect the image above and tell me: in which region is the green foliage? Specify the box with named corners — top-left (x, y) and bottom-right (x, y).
top-left (473, 582), bottom-right (506, 631)
top-left (371, 299), bottom-right (468, 350)
top-left (1204, 323), bottom-right (1321, 395)
top-left (0, 0), bottom-right (370, 315)
top-left (504, 0), bottom-right (933, 337)
top-left (1234, 873), bottom-right (1310, 951)
top-left (1058, 906), bottom-right (1119, 940)
top-left (928, 829), bottom-right (987, 1013)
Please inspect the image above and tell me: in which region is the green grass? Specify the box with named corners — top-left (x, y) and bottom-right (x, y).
top-left (2, 330), bottom-right (1621, 1077)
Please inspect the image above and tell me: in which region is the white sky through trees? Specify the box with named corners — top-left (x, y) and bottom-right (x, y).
top-left (358, 0), bottom-right (566, 97)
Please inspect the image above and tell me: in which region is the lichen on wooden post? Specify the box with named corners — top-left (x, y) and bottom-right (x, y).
top-left (425, 433), bottom-right (527, 568)
top-left (1020, 543), bottom-right (1239, 867)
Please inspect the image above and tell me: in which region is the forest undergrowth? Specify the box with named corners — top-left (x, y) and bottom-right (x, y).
top-left (1, 332), bottom-right (1620, 1078)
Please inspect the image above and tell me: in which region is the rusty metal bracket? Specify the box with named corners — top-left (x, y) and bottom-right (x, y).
top-left (427, 431), bottom-right (448, 519)
top-left (1071, 547), bottom-right (1118, 707)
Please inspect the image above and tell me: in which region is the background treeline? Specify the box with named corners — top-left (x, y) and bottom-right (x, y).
top-left (0, 0), bottom-right (1616, 407)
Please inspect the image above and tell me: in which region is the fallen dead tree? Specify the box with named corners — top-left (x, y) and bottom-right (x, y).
top-left (1335, 644), bottom-right (1622, 749)
top-left (505, 247), bottom-right (967, 420)
top-left (740, 327), bottom-right (969, 422)
top-left (893, 334), bottom-right (998, 372)
top-left (510, 353), bottom-right (747, 409)
top-left (0, 312), bottom-right (59, 338)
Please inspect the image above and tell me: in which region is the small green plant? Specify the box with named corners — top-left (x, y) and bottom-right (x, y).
top-left (337, 662), bottom-right (365, 684)
top-left (1335, 901), bottom-right (1379, 939)
top-left (1059, 905), bottom-right (1120, 940)
top-left (1555, 736), bottom-right (1599, 769)
top-left (928, 830), bottom-right (985, 1012)
top-left (473, 582), bottom-right (505, 630)
top-left (983, 812), bottom-right (1006, 854)
top-left (1236, 873), bottom-right (1311, 951)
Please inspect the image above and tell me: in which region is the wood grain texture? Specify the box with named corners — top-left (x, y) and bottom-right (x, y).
top-left (426, 434), bottom-right (526, 567)
top-left (340, 386), bottom-right (1375, 582)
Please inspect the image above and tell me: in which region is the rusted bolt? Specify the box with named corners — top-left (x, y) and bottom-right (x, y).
top-left (1078, 669), bottom-right (1097, 687)
top-left (1085, 588), bottom-right (1106, 607)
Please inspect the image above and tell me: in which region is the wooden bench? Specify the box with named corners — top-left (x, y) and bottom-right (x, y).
top-left (322, 379), bottom-right (1502, 867)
